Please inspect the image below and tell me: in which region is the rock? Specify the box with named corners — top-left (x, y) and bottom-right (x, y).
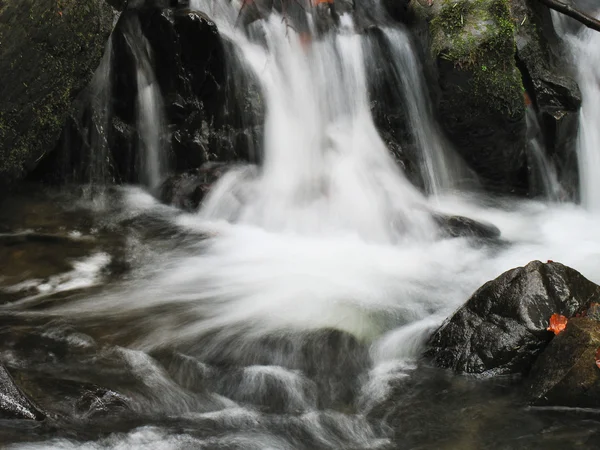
top-left (0, 0), bottom-right (117, 187)
top-left (425, 260), bottom-right (600, 375)
top-left (408, 0), bottom-right (528, 193)
top-left (0, 365), bottom-right (44, 420)
top-left (159, 162), bottom-right (233, 211)
top-left (527, 317), bottom-right (600, 407)
top-left (511, 0), bottom-right (581, 199)
top-left (433, 214), bottom-right (501, 239)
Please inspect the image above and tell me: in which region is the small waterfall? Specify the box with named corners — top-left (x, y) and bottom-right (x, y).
top-left (192, 1), bottom-right (440, 242)
top-left (387, 29), bottom-right (472, 195)
top-left (553, 9), bottom-right (600, 210)
top-left (525, 106), bottom-right (561, 201)
top-left (123, 18), bottom-right (168, 190)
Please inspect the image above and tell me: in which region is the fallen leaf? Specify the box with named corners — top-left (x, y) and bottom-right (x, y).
top-left (547, 313), bottom-right (568, 335)
top-left (596, 347), bottom-right (600, 369)
top-left (312, 0), bottom-right (334, 5)
top-left (547, 260), bottom-right (554, 263)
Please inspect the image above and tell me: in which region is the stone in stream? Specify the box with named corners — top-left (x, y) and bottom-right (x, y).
top-left (0, 0), bottom-right (118, 187)
top-left (0, 365), bottom-right (44, 420)
top-left (433, 214), bottom-right (501, 239)
top-left (425, 260), bottom-right (600, 375)
top-left (527, 317), bottom-right (600, 407)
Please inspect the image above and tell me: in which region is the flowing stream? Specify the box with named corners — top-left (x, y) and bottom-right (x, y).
top-left (3, 2), bottom-right (600, 449)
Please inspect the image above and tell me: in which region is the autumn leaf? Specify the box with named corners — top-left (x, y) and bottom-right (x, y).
top-left (595, 347), bottom-right (600, 369)
top-left (547, 313), bottom-right (568, 335)
top-left (312, 0), bottom-right (334, 5)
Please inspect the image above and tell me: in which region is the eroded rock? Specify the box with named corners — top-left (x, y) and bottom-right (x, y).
top-left (425, 260), bottom-right (600, 374)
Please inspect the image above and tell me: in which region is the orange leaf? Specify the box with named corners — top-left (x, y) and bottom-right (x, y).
top-left (547, 313), bottom-right (568, 335)
top-left (547, 259), bottom-right (554, 263)
top-left (596, 347), bottom-right (600, 369)
top-left (312, 0), bottom-right (334, 5)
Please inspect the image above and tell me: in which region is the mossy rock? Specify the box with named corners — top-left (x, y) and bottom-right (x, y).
top-left (409, 0), bottom-right (528, 193)
top-left (0, 0), bottom-right (117, 187)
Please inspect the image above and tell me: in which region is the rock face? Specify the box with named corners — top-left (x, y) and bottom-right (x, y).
top-left (425, 261), bottom-right (600, 375)
top-left (527, 317), bottom-right (600, 407)
top-left (0, 0), bottom-right (117, 186)
top-left (0, 365), bottom-right (44, 420)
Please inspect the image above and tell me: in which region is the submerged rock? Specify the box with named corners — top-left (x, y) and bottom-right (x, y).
top-left (425, 260), bottom-right (600, 374)
top-left (0, 0), bottom-right (117, 186)
top-left (0, 365), bottom-right (44, 420)
top-left (527, 317), bottom-right (600, 407)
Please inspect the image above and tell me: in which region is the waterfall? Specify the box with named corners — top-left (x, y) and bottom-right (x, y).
top-left (123, 18), bottom-right (168, 190)
top-left (553, 9), bottom-right (600, 210)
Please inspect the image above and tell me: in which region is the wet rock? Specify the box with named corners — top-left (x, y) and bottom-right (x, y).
top-left (425, 260), bottom-right (600, 375)
top-left (527, 317), bottom-right (600, 407)
top-left (0, 365), bottom-right (44, 420)
top-left (408, 0), bottom-right (528, 193)
top-left (0, 0), bottom-right (117, 187)
top-left (434, 214), bottom-right (501, 239)
top-left (47, 1), bottom-right (264, 185)
top-left (511, 0), bottom-right (581, 199)
top-left (159, 162), bottom-right (233, 211)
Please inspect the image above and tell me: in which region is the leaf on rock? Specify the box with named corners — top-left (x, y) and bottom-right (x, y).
top-left (596, 347), bottom-right (600, 369)
top-left (547, 313), bottom-right (568, 335)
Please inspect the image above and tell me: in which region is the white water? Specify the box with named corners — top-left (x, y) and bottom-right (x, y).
top-left (34, 0), bottom-right (600, 361)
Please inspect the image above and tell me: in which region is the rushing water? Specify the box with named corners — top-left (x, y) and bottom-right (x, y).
top-left (4, 2), bottom-right (600, 449)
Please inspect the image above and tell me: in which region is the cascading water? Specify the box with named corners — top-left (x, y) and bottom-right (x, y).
top-left (554, 8), bottom-right (600, 209)
top-left (123, 18), bottom-right (168, 189)
top-left (9, 3), bottom-right (600, 450)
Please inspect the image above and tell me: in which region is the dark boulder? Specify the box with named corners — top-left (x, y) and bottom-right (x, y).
top-left (0, 365), bottom-right (44, 420)
top-left (425, 260), bottom-right (600, 375)
top-left (527, 317), bottom-right (600, 407)
top-left (0, 0), bottom-right (117, 187)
